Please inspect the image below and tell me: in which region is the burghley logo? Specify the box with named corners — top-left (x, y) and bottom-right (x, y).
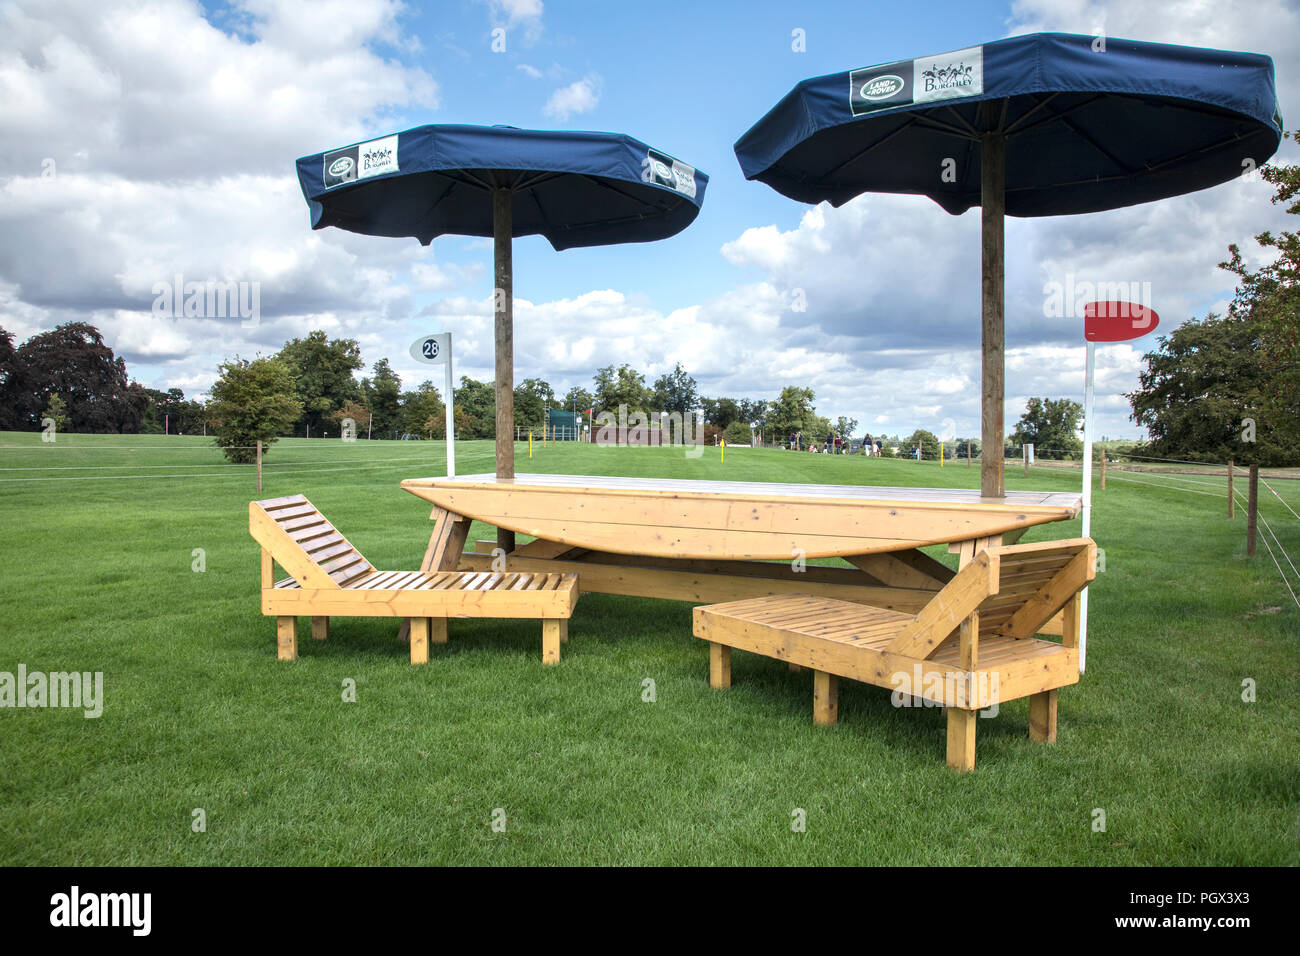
top-left (861, 75), bottom-right (904, 99)
top-left (0, 664), bottom-right (103, 718)
top-left (913, 45), bottom-right (983, 104)
top-left (921, 62), bottom-right (974, 94)
top-left (50, 886), bottom-right (150, 936)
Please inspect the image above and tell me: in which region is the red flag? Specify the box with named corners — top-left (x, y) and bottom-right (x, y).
top-left (1084, 301), bottom-right (1159, 342)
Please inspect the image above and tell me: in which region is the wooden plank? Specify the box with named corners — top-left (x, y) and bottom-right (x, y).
top-left (542, 619), bottom-right (563, 665)
top-left (813, 671), bottom-right (838, 726)
top-left (261, 549), bottom-right (273, 589)
top-left (1062, 592), bottom-right (1081, 649)
top-left (276, 616), bottom-right (297, 661)
top-left (708, 641), bottom-right (731, 689)
top-left (263, 578), bottom-right (577, 618)
top-left (249, 505), bottom-right (339, 590)
top-left (887, 551), bottom-right (999, 659)
top-left (311, 616), bottom-right (329, 642)
top-left (455, 552), bottom-right (942, 613)
top-left (947, 707), bottom-right (977, 772)
top-left (1029, 688), bottom-right (1058, 743)
top-left (998, 546), bottom-right (1094, 640)
top-left (410, 617), bottom-right (429, 665)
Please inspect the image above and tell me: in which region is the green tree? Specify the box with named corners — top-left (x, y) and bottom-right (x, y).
top-left (651, 363), bottom-right (699, 415)
top-left (765, 386), bottom-right (817, 445)
top-left (207, 357), bottom-right (303, 463)
top-left (903, 429), bottom-right (941, 460)
top-left (42, 393), bottom-right (70, 433)
top-left (1127, 315), bottom-right (1291, 465)
top-left (276, 331), bottom-right (363, 436)
top-left (0, 327), bottom-right (23, 430)
top-left (454, 376), bottom-right (496, 439)
top-left (399, 381), bottom-right (446, 438)
top-left (833, 415), bottom-right (859, 440)
top-left (361, 358), bottom-right (402, 439)
top-left (562, 385), bottom-right (594, 416)
top-left (514, 377), bottom-right (555, 430)
top-left (722, 420), bottom-right (751, 445)
top-left (1010, 398), bottom-right (1083, 460)
top-left (701, 397), bottom-right (741, 429)
top-left (593, 364), bottom-right (650, 415)
top-left (1218, 129), bottom-right (1300, 456)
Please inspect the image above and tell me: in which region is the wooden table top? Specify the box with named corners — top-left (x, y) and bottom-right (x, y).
top-left (400, 473), bottom-right (1082, 560)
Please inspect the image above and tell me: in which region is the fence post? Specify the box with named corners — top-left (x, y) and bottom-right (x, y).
top-left (1228, 460), bottom-right (1234, 518)
top-left (256, 440), bottom-right (262, 493)
top-left (1100, 448), bottom-right (1106, 490)
top-left (967, 440), bottom-right (972, 466)
top-left (1247, 465), bottom-right (1258, 556)
top-left (1023, 445), bottom-right (1029, 477)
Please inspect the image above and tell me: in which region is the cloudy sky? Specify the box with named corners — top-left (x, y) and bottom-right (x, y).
top-left (1, 0), bottom-right (1295, 440)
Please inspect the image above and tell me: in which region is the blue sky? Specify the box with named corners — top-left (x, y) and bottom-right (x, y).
top-left (2, 0), bottom-right (1296, 441)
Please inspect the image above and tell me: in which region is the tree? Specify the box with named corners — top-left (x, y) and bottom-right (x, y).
top-left (593, 364), bottom-right (650, 415)
top-left (903, 429), bottom-right (941, 460)
top-left (453, 376), bottom-right (496, 439)
top-left (330, 399), bottom-right (370, 439)
top-left (399, 381), bottom-right (446, 439)
top-left (833, 415), bottom-right (859, 440)
top-left (361, 358), bottom-right (402, 439)
top-left (562, 385), bottom-right (594, 416)
top-left (0, 327), bottom-right (22, 430)
top-left (765, 386), bottom-right (817, 445)
top-left (651, 363), bottom-right (699, 415)
top-left (1127, 315), bottom-right (1291, 465)
top-left (207, 357), bottom-right (303, 463)
top-left (14, 322), bottom-right (140, 432)
top-left (1217, 129), bottom-right (1300, 456)
top-left (514, 378), bottom-right (555, 430)
top-left (701, 397), bottom-right (741, 429)
top-left (1010, 397), bottom-right (1083, 460)
top-left (276, 331), bottom-right (363, 436)
top-left (722, 420), bottom-right (751, 445)
top-left (738, 399), bottom-right (768, 431)
top-left (42, 393), bottom-right (69, 433)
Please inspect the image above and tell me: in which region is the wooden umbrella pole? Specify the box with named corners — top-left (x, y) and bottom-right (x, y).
top-left (493, 186), bottom-right (516, 555)
top-left (980, 130), bottom-right (1006, 499)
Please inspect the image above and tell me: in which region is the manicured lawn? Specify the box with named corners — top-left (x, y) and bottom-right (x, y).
top-left (0, 433), bottom-right (1296, 865)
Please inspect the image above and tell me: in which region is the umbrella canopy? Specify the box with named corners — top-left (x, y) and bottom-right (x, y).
top-left (734, 32), bottom-right (1282, 496)
top-left (297, 124), bottom-right (707, 547)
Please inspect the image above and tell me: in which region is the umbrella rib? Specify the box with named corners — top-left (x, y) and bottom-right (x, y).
top-left (1004, 93), bottom-right (1105, 138)
top-left (912, 114), bottom-right (980, 139)
top-left (819, 117), bottom-right (918, 179)
top-left (941, 106), bottom-right (979, 136)
top-left (1002, 92), bottom-right (1062, 134)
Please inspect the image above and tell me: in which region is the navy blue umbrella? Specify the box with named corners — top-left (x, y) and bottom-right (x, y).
top-left (297, 124), bottom-right (707, 537)
top-left (735, 32), bottom-right (1282, 497)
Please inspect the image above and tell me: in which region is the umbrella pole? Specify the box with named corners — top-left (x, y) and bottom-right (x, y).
top-left (980, 131), bottom-right (1006, 499)
top-left (493, 186), bottom-right (516, 555)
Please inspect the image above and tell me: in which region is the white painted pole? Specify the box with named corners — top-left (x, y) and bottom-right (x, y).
top-left (1079, 340), bottom-right (1095, 674)
top-left (444, 332), bottom-right (455, 478)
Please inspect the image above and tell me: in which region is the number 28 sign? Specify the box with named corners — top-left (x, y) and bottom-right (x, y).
top-left (409, 333), bottom-right (451, 365)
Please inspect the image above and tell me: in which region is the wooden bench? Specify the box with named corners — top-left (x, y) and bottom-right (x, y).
top-left (250, 495), bottom-right (578, 664)
top-left (693, 538), bottom-right (1096, 771)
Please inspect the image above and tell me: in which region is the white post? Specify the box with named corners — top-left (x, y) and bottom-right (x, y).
top-left (367, 411), bottom-right (372, 441)
top-left (1079, 340), bottom-right (1095, 674)
top-left (444, 332), bottom-right (456, 478)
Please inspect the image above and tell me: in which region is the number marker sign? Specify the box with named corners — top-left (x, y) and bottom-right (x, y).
top-left (409, 333), bottom-right (455, 476)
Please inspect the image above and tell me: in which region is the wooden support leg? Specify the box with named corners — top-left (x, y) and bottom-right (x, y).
top-left (430, 618), bottom-right (448, 646)
top-left (813, 671), bottom-right (838, 726)
top-left (709, 643), bottom-right (731, 689)
top-left (542, 619), bottom-right (563, 665)
top-left (788, 662), bottom-right (805, 673)
top-left (311, 616), bottom-right (329, 642)
top-left (1029, 689), bottom-right (1058, 743)
top-left (946, 708), bottom-right (977, 772)
top-left (276, 617), bottom-right (297, 661)
top-left (410, 617), bottom-right (430, 665)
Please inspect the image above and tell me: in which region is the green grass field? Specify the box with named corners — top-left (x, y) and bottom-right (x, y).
top-left (1, 433), bottom-right (1296, 865)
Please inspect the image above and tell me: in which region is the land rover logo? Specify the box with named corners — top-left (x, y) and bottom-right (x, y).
top-left (861, 75), bottom-right (904, 100)
top-left (329, 157), bottom-right (354, 177)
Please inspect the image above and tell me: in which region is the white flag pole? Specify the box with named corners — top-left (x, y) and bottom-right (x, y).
top-left (445, 332), bottom-right (455, 478)
top-left (1079, 339), bottom-right (1095, 674)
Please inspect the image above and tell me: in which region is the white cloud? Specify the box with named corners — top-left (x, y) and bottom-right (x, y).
top-left (516, 63), bottom-right (542, 79)
top-left (542, 73), bottom-right (601, 121)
